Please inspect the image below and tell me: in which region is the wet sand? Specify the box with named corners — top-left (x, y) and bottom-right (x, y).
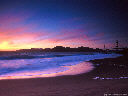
top-left (0, 54), bottom-right (128, 96)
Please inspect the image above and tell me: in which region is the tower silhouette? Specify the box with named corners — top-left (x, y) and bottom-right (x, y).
top-left (104, 44), bottom-right (106, 50)
top-left (115, 40), bottom-right (119, 51)
top-left (116, 40), bottom-right (119, 48)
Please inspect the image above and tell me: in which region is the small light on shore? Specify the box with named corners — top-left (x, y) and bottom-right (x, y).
top-left (93, 76), bottom-right (128, 80)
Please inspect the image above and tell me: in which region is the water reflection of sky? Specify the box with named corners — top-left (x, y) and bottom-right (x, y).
top-left (0, 62), bottom-right (93, 80)
top-left (0, 53), bottom-right (121, 80)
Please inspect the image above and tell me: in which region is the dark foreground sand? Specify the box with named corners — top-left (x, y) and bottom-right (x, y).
top-left (0, 54), bottom-right (128, 96)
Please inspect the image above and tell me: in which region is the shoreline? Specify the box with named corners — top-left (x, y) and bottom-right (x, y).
top-left (0, 54), bottom-right (127, 96)
top-left (0, 53), bottom-right (121, 80)
top-left (0, 62), bottom-right (94, 80)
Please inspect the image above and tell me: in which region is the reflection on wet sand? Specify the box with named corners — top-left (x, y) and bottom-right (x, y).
top-left (0, 62), bottom-right (94, 80)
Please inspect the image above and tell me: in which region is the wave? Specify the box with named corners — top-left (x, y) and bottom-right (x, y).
top-left (0, 52), bottom-right (122, 80)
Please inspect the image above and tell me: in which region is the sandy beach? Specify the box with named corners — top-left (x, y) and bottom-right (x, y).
top-left (0, 54), bottom-right (128, 96)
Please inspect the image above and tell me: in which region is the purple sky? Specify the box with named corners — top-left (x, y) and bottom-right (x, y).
top-left (0, 0), bottom-right (128, 50)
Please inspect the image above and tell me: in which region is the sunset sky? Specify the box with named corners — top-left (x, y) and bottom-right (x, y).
top-left (0, 0), bottom-right (128, 51)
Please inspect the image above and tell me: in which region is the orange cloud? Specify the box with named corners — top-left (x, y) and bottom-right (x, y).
top-left (0, 12), bottom-right (106, 50)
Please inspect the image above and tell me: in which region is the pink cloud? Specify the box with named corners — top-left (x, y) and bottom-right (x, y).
top-left (96, 32), bottom-right (104, 37)
top-left (49, 28), bottom-right (88, 43)
top-left (29, 28), bottom-right (89, 48)
top-left (0, 11), bottom-right (30, 25)
top-left (0, 12), bottom-right (107, 50)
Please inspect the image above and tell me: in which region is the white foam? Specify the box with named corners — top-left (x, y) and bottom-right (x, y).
top-left (0, 52), bottom-right (122, 80)
top-left (0, 62), bottom-right (94, 80)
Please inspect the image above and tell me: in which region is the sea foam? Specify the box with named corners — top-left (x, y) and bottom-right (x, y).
top-left (0, 52), bottom-right (121, 80)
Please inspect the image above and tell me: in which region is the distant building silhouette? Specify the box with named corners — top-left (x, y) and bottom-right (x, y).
top-left (53, 46), bottom-right (66, 52)
top-left (17, 48), bottom-right (43, 52)
top-left (15, 46), bottom-right (105, 53)
top-left (44, 48), bottom-right (51, 52)
top-left (112, 40), bottom-right (128, 52)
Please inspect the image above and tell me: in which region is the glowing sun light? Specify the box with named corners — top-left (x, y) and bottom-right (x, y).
top-left (0, 41), bottom-right (11, 50)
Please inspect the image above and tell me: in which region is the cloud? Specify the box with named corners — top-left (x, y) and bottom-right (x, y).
top-left (0, 12), bottom-right (51, 50)
top-left (0, 12), bottom-right (113, 50)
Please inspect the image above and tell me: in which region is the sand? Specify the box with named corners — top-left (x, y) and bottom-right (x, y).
top-left (0, 54), bottom-right (128, 96)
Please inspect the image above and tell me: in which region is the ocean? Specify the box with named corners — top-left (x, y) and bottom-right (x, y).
top-left (0, 52), bottom-right (121, 80)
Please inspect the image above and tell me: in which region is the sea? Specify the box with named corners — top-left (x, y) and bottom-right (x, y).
top-left (0, 52), bottom-right (121, 80)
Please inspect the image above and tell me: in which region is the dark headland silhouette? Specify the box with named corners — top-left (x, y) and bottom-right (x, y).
top-left (0, 46), bottom-right (105, 57)
top-left (16, 46), bottom-right (103, 52)
top-left (0, 40), bottom-right (127, 56)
